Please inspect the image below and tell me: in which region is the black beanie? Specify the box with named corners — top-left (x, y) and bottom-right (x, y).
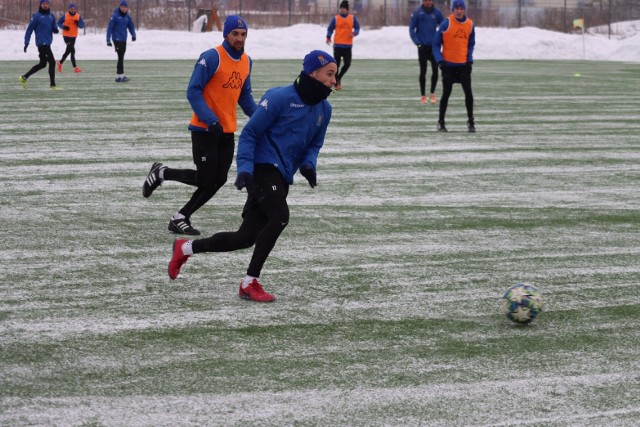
top-left (340, 1), bottom-right (349, 10)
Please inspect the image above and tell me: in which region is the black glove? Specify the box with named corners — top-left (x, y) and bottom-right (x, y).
top-left (63, 25), bottom-right (70, 31)
top-left (107, 42), bottom-right (112, 47)
top-left (417, 44), bottom-right (422, 48)
top-left (300, 165), bottom-right (317, 188)
top-left (73, 20), bottom-right (79, 26)
top-left (132, 36), bottom-right (136, 42)
top-left (53, 27), bottom-right (59, 34)
top-left (234, 172), bottom-right (253, 190)
top-left (466, 61), bottom-right (473, 72)
top-left (438, 62), bottom-right (445, 71)
top-left (207, 122), bottom-right (224, 139)
top-left (24, 45), bottom-right (28, 53)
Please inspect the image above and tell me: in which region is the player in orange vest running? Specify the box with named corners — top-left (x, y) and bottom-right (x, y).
top-left (326, 0), bottom-right (360, 90)
top-left (56, 3), bottom-right (85, 73)
top-left (142, 15), bottom-right (257, 236)
top-left (433, 0), bottom-right (476, 132)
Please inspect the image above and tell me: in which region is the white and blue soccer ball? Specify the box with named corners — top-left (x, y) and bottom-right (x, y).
top-left (501, 282), bottom-right (543, 325)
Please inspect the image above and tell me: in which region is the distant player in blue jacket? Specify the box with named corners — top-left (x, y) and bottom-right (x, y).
top-left (20, 0), bottom-right (59, 89)
top-left (409, 0), bottom-right (444, 105)
top-left (106, 0), bottom-right (136, 82)
top-left (168, 50), bottom-right (337, 303)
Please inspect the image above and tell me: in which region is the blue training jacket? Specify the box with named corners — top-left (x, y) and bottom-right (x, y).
top-left (186, 40), bottom-right (257, 132)
top-left (409, 5), bottom-right (444, 46)
top-left (106, 8), bottom-right (136, 43)
top-left (236, 82), bottom-right (332, 185)
top-left (24, 10), bottom-right (58, 47)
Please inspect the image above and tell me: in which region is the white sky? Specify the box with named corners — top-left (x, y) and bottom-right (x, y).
top-left (2, 21), bottom-right (640, 62)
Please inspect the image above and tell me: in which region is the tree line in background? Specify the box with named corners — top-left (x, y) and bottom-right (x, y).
top-left (1, 0), bottom-right (638, 35)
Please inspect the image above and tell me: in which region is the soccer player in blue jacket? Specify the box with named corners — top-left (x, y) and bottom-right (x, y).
top-left (106, 0), bottom-right (136, 82)
top-left (20, 0), bottom-right (59, 89)
top-left (409, 0), bottom-right (444, 104)
top-left (168, 50), bottom-right (337, 303)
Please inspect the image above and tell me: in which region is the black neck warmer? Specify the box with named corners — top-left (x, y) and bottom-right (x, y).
top-left (423, 5), bottom-right (434, 13)
top-left (39, 6), bottom-right (50, 14)
top-left (294, 72), bottom-right (332, 105)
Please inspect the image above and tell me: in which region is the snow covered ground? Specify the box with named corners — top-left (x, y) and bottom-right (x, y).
top-left (2, 21), bottom-right (639, 62)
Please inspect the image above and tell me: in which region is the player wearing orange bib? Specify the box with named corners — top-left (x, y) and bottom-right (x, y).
top-left (142, 15), bottom-right (257, 235)
top-left (433, 0), bottom-right (476, 132)
top-left (326, 1), bottom-right (360, 90)
top-left (56, 3), bottom-right (85, 73)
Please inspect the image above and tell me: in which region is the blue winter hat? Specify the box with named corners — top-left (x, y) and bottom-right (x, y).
top-left (120, 0), bottom-right (128, 7)
top-left (69, 3), bottom-right (77, 8)
top-left (303, 50), bottom-right (336, 74)
top-left (223, 15), bottom-right (248, 38)
top-left (451, 0), bottom-right (466, 10)
top-left (39, 0), bottom-right (50, 4)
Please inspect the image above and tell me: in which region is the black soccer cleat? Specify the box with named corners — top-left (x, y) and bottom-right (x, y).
top-left (437, 122), bottom-right (448, 132)
top-left (142, 162), bottom-right (166, 198)
top-left (467, 119), bottom-right (476, 133)
top-left (168, 217), bottom-right (201, 236)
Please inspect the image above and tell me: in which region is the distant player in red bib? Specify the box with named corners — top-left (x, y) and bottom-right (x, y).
top-left (142, 15), bottom-right (257, 236)
top-left (433, 0), bottom-right (476, 132)
top-left (57, 3), bottom-right (85, 73)
top-left (326, 0), bottom-right (360, 90)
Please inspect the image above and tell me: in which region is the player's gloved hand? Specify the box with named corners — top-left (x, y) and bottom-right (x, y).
top-left (438, 62), bottom-right (445, 71)
top-left (107, 41), bottom-right (112, 47)
top-left (234, 172), bottom-right (254, 190)
top-left (417, 44), bottom-right (422, 48)
top-left (466, 61), bottom-right (473, 72)
top-left (300, 165), bottom-right (317, 188)
top-left (53, 27), bottom-right (59, 34)
top-left (63, 25), bottom-right (70, 31)
top-left (24, 45), bottom-right (28, 53)
top-left (326, 37), bottom-right (331, 45)
top-left (207, 122), bottom-right (224, 139)
top-left (132, 36), bottom-right (136, 42)
top-left (73, 20), bottom-right (79, 26)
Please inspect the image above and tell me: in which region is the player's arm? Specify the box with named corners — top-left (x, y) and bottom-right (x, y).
top-left (301, 106), bottom-right (331, 169)
top-left (237, 90), bottom-right (281, 175)
top-left (238, 58), bottom-right (257, 117)
top-left (326, 17), bottom-right (336, 40)
top-left (409, 11), bottom-right (419, 45)
top-left (432, 20), bottom-right (448, 64)
top-left (186, 50), bottom-right (221, 126)
top-left (128, 16), bottom-right (136, 38)
top-left (106, 17), bottom-right (114, 43)
top-left (467, 24), bottom-right (476, 62)
top-left (353, 16), bottom-right (360, 36)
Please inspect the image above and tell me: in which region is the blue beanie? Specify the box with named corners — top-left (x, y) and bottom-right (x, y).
top-left (120, 0), bottom-right (128, 7)
top-left (223, 15), bottom-right (248, 38)
top-left (452, 0), bottom-right (466, 10)
top-left (69, 3), bottom-right (77, 8)
top-left (303, 50), bottom-right (336, 74)
top-left (39, 0), bottom-right (50, 4)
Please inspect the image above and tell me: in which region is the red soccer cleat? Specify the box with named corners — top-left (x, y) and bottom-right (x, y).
top-left (430, 94), bottom-right (437, 104)
top-left (239, 279), bottom-right (275, 302)
top-left (168, 239), bottom-right (189, 280)
top-left (420, 95), bottom-right (427, 105)
top-left (56, 61), bottom-right (62, 73)
top-left (74, 67), bottom-right (82, 73)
